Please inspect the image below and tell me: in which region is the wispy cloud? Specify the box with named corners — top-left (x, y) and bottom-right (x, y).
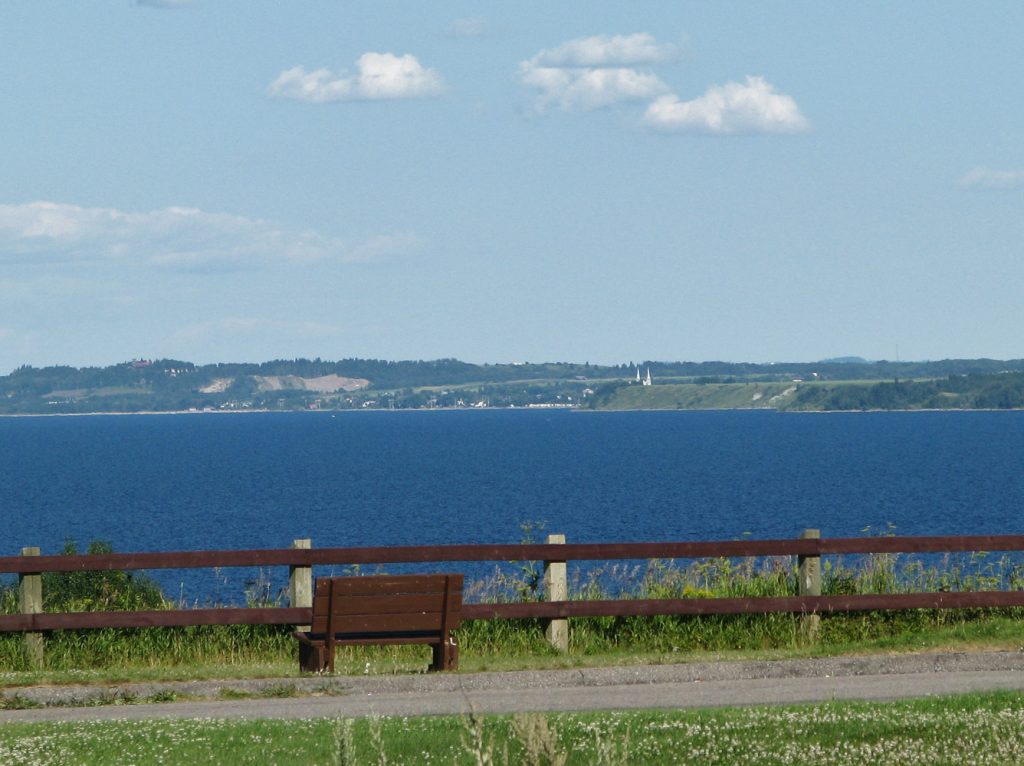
top-left (529, 33), bottom-right (678, 68)
top-left (959, 167), bottom-right (1024, 190)
top-left (267, 53), bottom-right (444, 103)
top-left (0, 201), bottom-right (419, 271)
top-left (519, 33), bottom-right (675, 112)
top-left (345, 233), bottom-right (424, 264)
top-left (446, 17), bottom-right (486, 39)
top-left (133, 0), bottom-right (191, 8)
top-left (173, 317), bottom-right (342, 343)
top-left (643, 76), bottom-right (808, 134)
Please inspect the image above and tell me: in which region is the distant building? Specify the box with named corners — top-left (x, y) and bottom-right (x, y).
top-left (635, 365), bottom-right (653, 386)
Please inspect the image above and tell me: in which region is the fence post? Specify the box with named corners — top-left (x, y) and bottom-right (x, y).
top-left (19, 546), bottom-right (44, 668)
top-left (797, 528), bottom-right (821, 643)
top-left (289, 538), bottom-right (312, 632)
top-left (543, 534), bottom-right (569, 652)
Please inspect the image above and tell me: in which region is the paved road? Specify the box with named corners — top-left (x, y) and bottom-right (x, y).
top-left (4, 651), bottom-right (1024, 723)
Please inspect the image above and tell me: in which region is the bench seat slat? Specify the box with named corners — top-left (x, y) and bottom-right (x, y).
top-left (299, 635), bottom-right (442, 648)
top-left (297, 630), bottom-right (440, 643)
top-left (315, 575), bottom-right (456, 596)
top-left (312, 592), bottom-right (462, 617)
top-left (312, 611), bottom-right (459, 634)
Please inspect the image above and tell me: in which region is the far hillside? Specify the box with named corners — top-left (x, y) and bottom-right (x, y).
top-left (588, 373), bottom-right (1024, 411)
top-left (2, 356), bottom-right (1024, 414)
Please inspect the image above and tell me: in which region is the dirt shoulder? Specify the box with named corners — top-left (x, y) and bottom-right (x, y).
top-left (4, 649), bottom-right (1024, 721)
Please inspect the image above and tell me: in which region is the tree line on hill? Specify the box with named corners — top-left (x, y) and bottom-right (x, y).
top-left (784, 373), bottom-right (1024, 411)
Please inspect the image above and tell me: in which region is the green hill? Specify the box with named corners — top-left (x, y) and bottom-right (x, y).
top-left (588, 374), bottom-right (1024, 411)
top-left (3, 358), bottom-right (1024, 414)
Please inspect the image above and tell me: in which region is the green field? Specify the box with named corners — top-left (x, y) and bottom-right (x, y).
top-left (3, 692), bottom-right (1024, 765)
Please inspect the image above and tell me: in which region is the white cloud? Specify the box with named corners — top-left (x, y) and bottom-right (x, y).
top-left (520, 65), bottom-right (668, 111)
top-left (519, 34), bottom-right (806, 135)
top-left (960, 167), bottom-right (1024, 190)
top-left (530, 33), bottom-right (678, 68)
top-left (519, 34), bottom-right (675, 112)
top-left (0, 201), bottom-right (419, 271)
top-left (643, 76), bottom-right (808, 134)
top-left (267, 53), bottom-right (444, 103)
top-left (446, 17), bottom-right (486, 38)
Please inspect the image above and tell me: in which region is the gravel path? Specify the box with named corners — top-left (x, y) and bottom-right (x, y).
top-left (3, 650), bottom-right (1024, 722)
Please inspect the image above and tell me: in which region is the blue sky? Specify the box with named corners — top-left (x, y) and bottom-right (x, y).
top-left (1, 2), bottom-right (1022, 373)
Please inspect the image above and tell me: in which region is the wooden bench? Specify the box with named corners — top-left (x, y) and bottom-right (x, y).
top-left (294, 574), bottom-right (463, 673)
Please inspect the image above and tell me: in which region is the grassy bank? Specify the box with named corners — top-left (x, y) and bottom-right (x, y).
top-left (2, 540), bottom-right (1023, 680)
top-left (3, 692), bottom-right (1024, 764)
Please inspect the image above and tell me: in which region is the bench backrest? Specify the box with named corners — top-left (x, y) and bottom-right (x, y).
top-left (312, 574), bottom-right (463, 637)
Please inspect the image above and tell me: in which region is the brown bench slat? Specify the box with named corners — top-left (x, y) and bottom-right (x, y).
top-left (311, 612), bottom-right (457, 634)
top-left (315, 575), bottom-right (456, 596)
top-left (312, 591), bottom-right (463, 617)
top-left (298, 635), bottom-right (441, 648)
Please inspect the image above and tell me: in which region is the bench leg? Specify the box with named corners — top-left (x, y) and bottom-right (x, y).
top-left (431, 635), bottom-right (459, 671)
top-left (298, 641), bottom-right (327, 673)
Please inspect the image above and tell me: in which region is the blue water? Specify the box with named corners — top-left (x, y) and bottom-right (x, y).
top-left (2, 410), bottom-right (1023, 600)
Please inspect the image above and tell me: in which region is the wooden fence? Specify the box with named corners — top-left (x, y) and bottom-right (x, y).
top-left (3, 532), bottom-right (1024, 662)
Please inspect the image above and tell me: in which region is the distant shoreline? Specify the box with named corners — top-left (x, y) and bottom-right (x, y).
top-left (2, 405), bottom-right (1022, 418)
top-left (0, 409), bottom-right (272, 418)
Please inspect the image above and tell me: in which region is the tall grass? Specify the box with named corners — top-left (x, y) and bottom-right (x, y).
top-left (0, 541), bottom-right (294, 672)
top-left (459, 549), bottom-right (1024, 657)
top-left (2, 540), bottom-right (1023, 673)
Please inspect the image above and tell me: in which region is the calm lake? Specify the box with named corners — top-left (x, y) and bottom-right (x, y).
top-left (2, 410), bottom-right (1022, 600)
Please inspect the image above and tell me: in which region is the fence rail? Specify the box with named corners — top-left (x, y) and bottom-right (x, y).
top-left (3, 533), bottom-right (1024, 661)
top-left (5, 590), bottom-right (1024, 635)
top-left (4, 535), bottom-right (1024, 574)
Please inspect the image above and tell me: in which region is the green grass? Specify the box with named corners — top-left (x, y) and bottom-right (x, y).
top-left (0, 661), bottom-right (297, 690)
top-left (3, 546), bottom-right (1024, 683)
top-left (2, 614), bottom-right (1023, 691)
top-left (3, 692), bottom-right (1024, 765)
